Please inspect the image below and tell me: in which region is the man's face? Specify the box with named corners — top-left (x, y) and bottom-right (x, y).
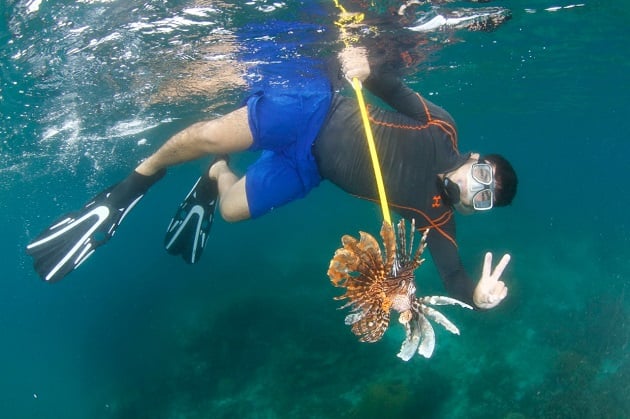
top-left (446, 153), bottom-right (496, 214)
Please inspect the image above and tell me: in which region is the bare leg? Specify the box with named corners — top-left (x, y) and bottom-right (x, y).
top-left (208, 159), bottom-right (251, 222)
top-left (136, 107), bottom-right (253, 176)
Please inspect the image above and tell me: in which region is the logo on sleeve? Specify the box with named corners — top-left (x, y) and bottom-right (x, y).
top-left (432, 195), bottom-right (442, 208)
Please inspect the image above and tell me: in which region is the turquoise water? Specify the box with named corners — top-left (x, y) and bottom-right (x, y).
top-left (1, 0), bottom-right (629, 418)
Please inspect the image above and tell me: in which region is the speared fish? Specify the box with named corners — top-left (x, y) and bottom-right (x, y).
top-left (327, 219), bottom-right (472, 360)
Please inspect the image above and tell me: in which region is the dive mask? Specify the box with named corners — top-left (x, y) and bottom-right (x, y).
top-left (443, 160), bottom-right (495, 211)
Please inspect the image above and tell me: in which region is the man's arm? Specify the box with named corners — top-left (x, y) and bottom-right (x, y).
top-left (363, 72), bottom-right (431, 123)
top-left (429, 229), bottom-right (510, 310)
top-left (338, 46), bottom-right (432, 122)
top-left (427, 230), bottom-right (476, 306)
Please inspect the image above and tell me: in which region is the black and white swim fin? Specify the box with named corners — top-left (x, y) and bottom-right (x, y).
top-left (26, 170), bottom-right (165, 282)
top-left (164, 157), bottom-right (226, 264)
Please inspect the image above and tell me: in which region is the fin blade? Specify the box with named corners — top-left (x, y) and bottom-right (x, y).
top-left (25, 169), bottom-right (165, 282)
top-left (164, 176), bottom-right (218, 264)
top-left (26, 205), bottom-right (111, 282)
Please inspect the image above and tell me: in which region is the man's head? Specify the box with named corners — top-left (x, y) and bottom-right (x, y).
top-left (480, 153), bottom-right (517, 207)
top-left (442, 153), bottom-right (518, 214)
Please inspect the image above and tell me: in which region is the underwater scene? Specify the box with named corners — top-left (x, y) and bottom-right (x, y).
top-left (1, 0), bottom-right (628, 417)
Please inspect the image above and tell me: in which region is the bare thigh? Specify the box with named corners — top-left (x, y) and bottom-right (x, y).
top-left (196, 106), bottom-right (253, 154)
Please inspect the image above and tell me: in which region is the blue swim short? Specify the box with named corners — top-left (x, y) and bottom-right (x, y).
top-left (245, 80), bottom-right (332, 218)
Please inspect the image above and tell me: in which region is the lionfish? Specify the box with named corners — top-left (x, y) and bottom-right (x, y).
top-left (327, 219), bottom-right (472, 360)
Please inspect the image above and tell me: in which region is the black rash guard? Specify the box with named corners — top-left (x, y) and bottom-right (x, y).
top-left (312, 74), bottom-right (476, 305)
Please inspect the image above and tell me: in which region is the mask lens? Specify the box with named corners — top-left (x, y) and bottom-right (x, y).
top-left (473, 189), bottom-right (493, 210)
top-left (471, 163), bottom-right (493, 185)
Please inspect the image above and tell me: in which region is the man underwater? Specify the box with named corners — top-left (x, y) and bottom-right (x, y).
top-left (26, 44), bottom-right (517, 310)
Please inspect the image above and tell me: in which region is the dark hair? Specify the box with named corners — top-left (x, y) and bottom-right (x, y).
top-left (481, 154), bottom-right (517, 206)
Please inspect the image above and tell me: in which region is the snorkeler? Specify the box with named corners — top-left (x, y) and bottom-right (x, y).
top-left (26, 46), bottom-right (516, 310)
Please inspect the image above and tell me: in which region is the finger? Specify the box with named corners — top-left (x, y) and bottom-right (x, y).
top-left (491, 253), bottom-right (511, 279)
top-left (488, 284), bottom-right (508, 306)
top-left (482, 252), bottom-right (492, 280)
top-left (499, 286), bottom-right (508, 300)
top-left (492, 280), bottom-right (506, 297)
